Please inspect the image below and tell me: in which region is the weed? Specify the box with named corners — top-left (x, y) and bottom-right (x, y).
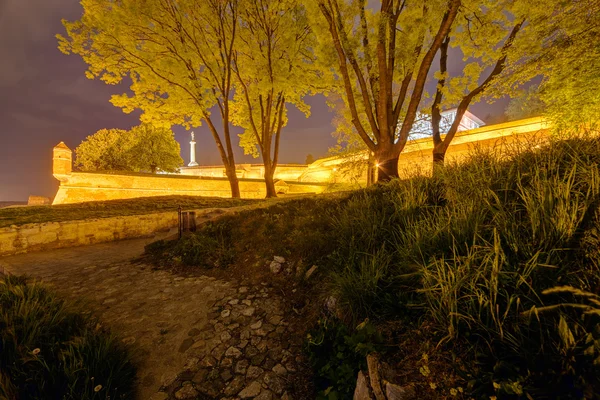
top-left (0, 275), bottom-right (136, 399)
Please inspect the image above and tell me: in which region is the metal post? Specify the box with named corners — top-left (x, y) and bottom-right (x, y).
top-left (178, 205), bottom-right (182, 239)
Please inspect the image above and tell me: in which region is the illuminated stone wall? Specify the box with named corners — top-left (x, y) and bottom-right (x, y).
top-left (0, 210), bottom-right (179, 256)
top-left (51, 170), bottom-right (327, 205)
top-left (51, 117), bottom-right (550, 205)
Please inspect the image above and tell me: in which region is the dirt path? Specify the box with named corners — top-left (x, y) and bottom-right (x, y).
top-left (1, 235), bottom-right (311, 400)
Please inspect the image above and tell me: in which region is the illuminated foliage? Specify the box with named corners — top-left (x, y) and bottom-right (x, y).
top-left (75, 125), bottom-right (183, 173)
top-left (231, 0), bottom-right (318, 197)
top-left (430, 0), bottom-right (526, 166)
top-left (58, 0), bottom-right (243, 196)
top-left (506, 0), bottom-right (600, 130)
top-left (305, 0), bottom-right (461, 181)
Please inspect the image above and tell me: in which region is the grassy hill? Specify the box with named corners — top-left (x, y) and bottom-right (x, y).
top-left (0, 196), bottom-right (261, 228)
top-left (148, 135), bottom-right (600, 399)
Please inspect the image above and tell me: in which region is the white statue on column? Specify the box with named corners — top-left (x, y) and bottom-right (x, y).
top-left (188, 131), bottom-right (199, 167)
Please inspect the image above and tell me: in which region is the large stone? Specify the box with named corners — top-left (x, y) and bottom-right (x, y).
top-left (255, 390), bottom-right (274, 400)
top-left (241, 307), bottom-right (256, 317)
top-left (250, 320), bottom-right (263, 330)
top-left (235, 359), bottom-right (250, 375)
top-left (353, 371), bottom-right (372, 400)
top-left (192, 369), bottom-right (209, 384)
top-left (273, 256), bottom-right (286, 264)
top-left (175, 384), bottom-right (198, 399)
top-left (385, 383), bottom-right (416, 400)
top-left (239, 381), bottom-right (263, 398)
top-left (246, 365), bottom-right (264, 380)
top-left (224, 376), bottom-right (246, 396)
top-left (272, 364), bottom-right (287, 375)
top-left (225, 346), bottom-right (243, 358)
top-left (269, 261), bottom-right (282, 274)
top-left (263, 372), bottom-right (285, 395)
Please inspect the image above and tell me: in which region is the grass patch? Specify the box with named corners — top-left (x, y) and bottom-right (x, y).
top-left (149, 134), bottom-right (600, 398)
top-left (0, 275), bottom-right (136, 399)
top-left (0, 196), bottom-right (260, 228)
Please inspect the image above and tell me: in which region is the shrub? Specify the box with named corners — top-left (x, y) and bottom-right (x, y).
top-left (305, 318), bottom-right (383, 400)
top-left (0, 275), bottom-right (136, 399)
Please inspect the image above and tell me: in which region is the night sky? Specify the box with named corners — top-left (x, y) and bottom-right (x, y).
top-left (0, 0), bottom-right (508, 201)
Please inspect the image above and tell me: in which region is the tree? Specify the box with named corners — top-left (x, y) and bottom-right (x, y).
top-left (127, 124), bottom-right (183, 173)
top-left (307, 0), bottom-right (461, 181)
top-left (75, 129), bottom-right (133, 171)
top-left (505, 85), bottom-right (546, 121)
top-left (305, 154), bottom-right (315, 164)
top-left (58, 0), bottom-right (243, 197)
top-left (75, 125), bottom-right (183, 173)
top-left (430, 1), bottom-right (526, 167)
top-left (231, 0), bottom-right (317, 197)
top-left (509, 0), bottom-right (600, 130)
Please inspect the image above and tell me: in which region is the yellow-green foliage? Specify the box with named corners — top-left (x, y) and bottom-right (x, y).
top-left (75, 124), bottom-right (183, 173)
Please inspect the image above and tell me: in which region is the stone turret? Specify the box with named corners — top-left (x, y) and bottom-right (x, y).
top-left (53, 142), bottom-right (72, 182)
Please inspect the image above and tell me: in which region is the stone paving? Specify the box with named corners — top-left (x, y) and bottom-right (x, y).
top-left (0, 235), bottom-right (311, 400)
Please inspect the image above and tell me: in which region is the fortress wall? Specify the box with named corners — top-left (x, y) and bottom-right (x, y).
top-left (0, 209), bottom-right (184, 256)
top-left (180, 164), bottom-right (308, 180)
top-left (50, 117), bottom-right (551, 205)
top-left (397, 124), bottom-right (550, 178)
top-left (52, 172), bottom-right (327, 205)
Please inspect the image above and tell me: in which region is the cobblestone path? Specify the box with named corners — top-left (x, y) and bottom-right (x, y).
top-left (0, 236), bottom-right (311, 400)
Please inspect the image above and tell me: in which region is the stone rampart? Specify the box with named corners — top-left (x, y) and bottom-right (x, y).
top-left (52, 171), bottom-right (327, 205)
top-left (0, 208), bottom-right (207, 257)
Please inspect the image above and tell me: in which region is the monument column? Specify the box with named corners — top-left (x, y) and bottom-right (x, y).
top-left (188, 131), bottom-right (199, 167)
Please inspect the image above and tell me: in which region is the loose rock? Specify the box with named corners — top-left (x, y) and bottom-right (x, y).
top-left (239, 381), bottom-right (263, 398)
top-left (174, 384), bottom-right (198, 399)
top-left (269, 261), bottom-right (282, 274)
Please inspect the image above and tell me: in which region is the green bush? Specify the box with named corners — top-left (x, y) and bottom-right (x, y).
top-left (0, 275), bottom-right (136, 400)
top-left (305, 318), bottom-right (383, 400)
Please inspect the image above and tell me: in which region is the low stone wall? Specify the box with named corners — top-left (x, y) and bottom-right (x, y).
top-left (0, 209), bottom-right (193, 257)
top-left (52, 172), bottom-right (327, 205)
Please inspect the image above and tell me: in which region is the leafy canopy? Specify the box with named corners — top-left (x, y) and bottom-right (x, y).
top-left (231, 0), bottom-right (318, 162)
top-left (75, 125), bottom-right (183, 173)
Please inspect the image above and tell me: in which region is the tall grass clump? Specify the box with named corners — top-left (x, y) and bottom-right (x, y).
top-left (0, 275), bottom-right (136, 400)
top-left (323, 135), bottom-right (600, 397)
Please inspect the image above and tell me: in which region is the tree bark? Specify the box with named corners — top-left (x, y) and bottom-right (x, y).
top-left (374, 146), bottom-right (400, 182)
top-left (224, 162), bottom-right (240, 198)
top-left (432, 146), bottom-right (446, 176)
top-left (264, 164), bottom-right (277, 198)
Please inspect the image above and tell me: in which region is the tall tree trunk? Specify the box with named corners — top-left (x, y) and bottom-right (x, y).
top-left (432, 145), bottom-right (446, 176)
top-left (264, 163), bottom-right (277, 198)
top-left (374, 145), bottom-right (400, 182)
top-left (224, 161), bottom-right (240, 198)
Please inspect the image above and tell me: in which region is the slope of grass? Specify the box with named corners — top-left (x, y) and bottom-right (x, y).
top-left (0, 196), bottom-right (260, 228)
top-left (0, 275), bottom-right (136, 399)
top-left (148, 135), bottom-right (600, 398)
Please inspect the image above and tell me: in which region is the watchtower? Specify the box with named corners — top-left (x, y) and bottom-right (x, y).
top-left (53, 142), bottom-right (72, 182)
